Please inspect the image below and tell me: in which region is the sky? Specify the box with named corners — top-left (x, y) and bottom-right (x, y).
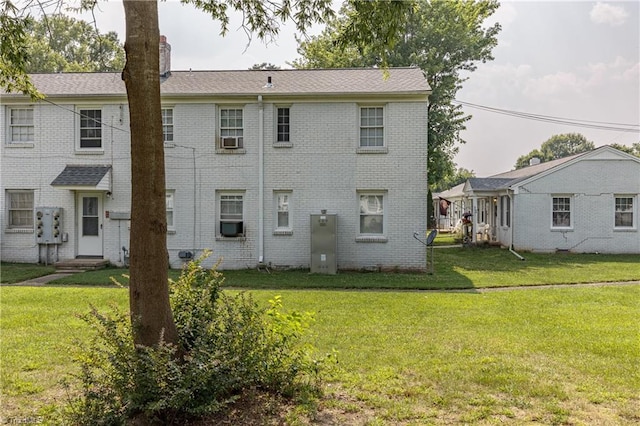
top-left (66, 0), bottom-right (639, 177)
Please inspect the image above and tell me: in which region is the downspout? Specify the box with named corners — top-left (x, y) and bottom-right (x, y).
top-left (258, 95), bottom-right (265, 265)
top-left (508, 191), bottom-right (525, 261)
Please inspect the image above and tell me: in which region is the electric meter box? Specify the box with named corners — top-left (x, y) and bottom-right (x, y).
top-left (36, 207), bottom-right (63, 244)
top-left (310, 213), bottom-right (337, 274)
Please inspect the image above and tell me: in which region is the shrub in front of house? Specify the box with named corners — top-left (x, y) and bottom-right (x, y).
top-left (62, 252), bottom-right (330, 425)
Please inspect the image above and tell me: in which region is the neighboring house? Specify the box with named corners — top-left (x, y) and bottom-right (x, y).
top-left (1, 39), bottom-right (431, 271)
top-left (436, 146), bottom-right (640, 253)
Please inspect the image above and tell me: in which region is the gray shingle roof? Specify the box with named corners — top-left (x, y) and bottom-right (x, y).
top-left (51, 165), bottom-right (112, 186)
top-left (466, 178), bottom-right (515, 191)
top-left (6, 68), bottom-right (430, 97)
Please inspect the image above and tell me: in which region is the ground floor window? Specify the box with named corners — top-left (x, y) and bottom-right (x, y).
top-left (552, 196), bottom-right (571, 228)
top-left (7, 190), bottom-right (34, 228)
top-left (358, 193), bottom-right (384, 235)
top-left (615, 196), bottom-right (634, 228)
top-left (219, 193), bottom-right (244, 237)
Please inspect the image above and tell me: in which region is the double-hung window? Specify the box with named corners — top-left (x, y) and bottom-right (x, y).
top-left (219, 193), bottom-right (244, 237)
top-left (276, 107), bottom-right (290, 143)
top-left (614, 196), bottom-right (634, 228)
top-left (7, 190), bottom-right (34, 229)
top-left (359, 106), bottom-right (384, 148)
top-left (358, 193), bottom-right (385, 236)
top-left (552, 196), bottom-right (572, 228)
top-left (219, 108), bottom-right (243, 149)
top-left (162, 108), bottom-right (174, 143)
top-left (500, 195), bottom-right (510, 227)
top-left (79, 108), bottom-right (102, 149)
top-left (166, 191), bottom-right (175, 231)
top-left (274, 191), bottom-right (292, 233)
top-left (8, 107), bottom-right (34, 144)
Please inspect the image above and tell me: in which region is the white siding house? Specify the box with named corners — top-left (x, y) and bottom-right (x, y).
top-left (1, 52), bottom-right (431, 271)
top-left (436, 146), bottom-right (640, 254)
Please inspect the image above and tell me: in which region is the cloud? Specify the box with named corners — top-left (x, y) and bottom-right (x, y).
top-left (590, 2), bottom-right (628, 26)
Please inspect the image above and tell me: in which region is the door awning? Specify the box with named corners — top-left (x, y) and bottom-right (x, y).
top-left (51, 165), bottom-right (112, 191)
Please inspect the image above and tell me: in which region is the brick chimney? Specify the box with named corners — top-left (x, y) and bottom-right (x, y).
top-left (159, 35), bottom-right (171, 77)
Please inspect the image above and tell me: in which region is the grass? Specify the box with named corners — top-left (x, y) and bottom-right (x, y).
top-left (1, 263), bottom-right (56, 284)
top-left (1, 285), bottom-right (639, 424)
top-left (36, 246), bottom-right (640, 289)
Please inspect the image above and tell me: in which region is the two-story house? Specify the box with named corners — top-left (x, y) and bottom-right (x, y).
top-left (1, 40), bottom-right (431, 271)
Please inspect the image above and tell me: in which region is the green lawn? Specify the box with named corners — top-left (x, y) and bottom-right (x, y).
top-left (0, 263), bottom-right (56, 284)
top-left (2, 285), bottom-right (639, 424)
top-left (35, 247), bottom-right (640, 289)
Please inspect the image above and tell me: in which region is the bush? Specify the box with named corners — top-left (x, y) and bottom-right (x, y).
top-left (63, 252), bottom-right (331, 425)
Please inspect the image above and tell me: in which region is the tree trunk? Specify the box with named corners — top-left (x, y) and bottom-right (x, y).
top-left (122, 0), bottom-right (178, 347)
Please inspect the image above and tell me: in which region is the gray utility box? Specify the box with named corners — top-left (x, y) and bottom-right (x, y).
top-left (310, 213), bottom-right (337, 274)
top-left (36, 207), bottom-right (63, 244)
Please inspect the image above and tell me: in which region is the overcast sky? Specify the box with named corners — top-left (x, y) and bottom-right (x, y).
top-left (72, 0), bottom-right (639, 177)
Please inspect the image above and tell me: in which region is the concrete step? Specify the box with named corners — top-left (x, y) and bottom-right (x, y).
top-left (54, 259), bottom-right (110, 271)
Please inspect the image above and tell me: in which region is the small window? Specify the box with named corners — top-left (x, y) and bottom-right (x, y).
top-left (219, 108), bottom-right (243, 149)
top-left (7, 190), bottom-right (34, 228)
top-left (166, 191), bottom-right (175, 231)
top-left (615, 196), bottom-right (634, 228)
top-left (79, 109), bottom-right (102, 148)
top-left (275, 191), bottom-right (291, 230)
top-left (552, 196), bottom-right (571, 228)
top-left (359, 107), bottom-right (384, 147)
top-left (219, 193), bottom-right (244, 237)
top-left (162, 108), bottom-right (173, 143)
top-left (8, 107), bottom-right (34, 143)
top-left (500, 196), bottom-right (510, 227)
top-left (277, 107), bottom-right (290, 143)
top-left (359, 194), bottom-right (384, 235)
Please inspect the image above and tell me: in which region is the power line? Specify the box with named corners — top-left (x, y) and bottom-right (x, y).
top-left (454, 99), bottom-right (640, 133)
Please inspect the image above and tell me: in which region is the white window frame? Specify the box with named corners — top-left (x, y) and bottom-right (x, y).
top-left (166, 190), bottom-right (175, 232)
top-left (276, 106), bottom-right (291, 144)
top-left (500, 195), bottom-right (511, 228)
top-left (274, 191), bottom-right (292, 234)
top-left (77, 107), bottom-right (103, 151)
top-left (551, 195), bottom-right (572, 229)
top-left (162, 108), bottom-right (174, 143)
top-left (356, 191), bottom-right (387, 242)
top-left (614, 195), bottom-right (636, 230)
top-left (7, 106), bottom-right (34, 145)
top-left (218, 192), bottom-right (245, 238)
top-left (358, 106), bottom-right (385, 150)
top-left (6, 190), bottom-right (34, 229)
top-left (219, 107), bottom-right (244, 150)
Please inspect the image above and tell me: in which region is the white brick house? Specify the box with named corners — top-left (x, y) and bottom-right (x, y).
top-left (1, 63), bottom-right (431, 271)
top-left (436, 146), bottom-right (640, 254)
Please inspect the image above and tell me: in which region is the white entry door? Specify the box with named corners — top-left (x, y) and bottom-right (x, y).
top-left (77, 193), bottom-right (103, 257)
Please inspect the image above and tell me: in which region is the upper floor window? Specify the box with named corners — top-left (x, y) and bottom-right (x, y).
top-left (8, 107), bottom-right (34, 144)
top-left (615, 196), bottom-right (634, 228)
top-left (79, 108), bottom-right (102, 149)
top-left (552, 196), bottom-right (572, 228)
top-left (277, 107), bottom-right (290, 143)
top-left (7, 190), bottom-right (34, 228)
top-left (359, 106), bottom-right (384, 147)
top-left (219, 108), bottom-right (243, 149)
top-left (166, 191), bottom-right (175, 231)
top-left (162, 108), bottom-right (173, 143)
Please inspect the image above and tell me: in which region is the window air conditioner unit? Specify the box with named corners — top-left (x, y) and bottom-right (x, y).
top-left (221, 136), bottom-right (241, 149)
top-left (220, 221), bottom-right (243, 237)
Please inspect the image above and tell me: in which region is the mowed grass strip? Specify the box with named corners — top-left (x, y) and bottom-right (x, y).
top-left (42, 247), bottom-right (640, 289)
top-left (2, 285), bottom-right (639, 424)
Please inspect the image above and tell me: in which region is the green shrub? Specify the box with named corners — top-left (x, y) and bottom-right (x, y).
top-left (63, 252), bottom-right (331, 425)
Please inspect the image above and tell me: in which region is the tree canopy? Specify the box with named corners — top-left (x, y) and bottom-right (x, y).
top-left (514, 133), bottom-right (596, 169)
top-left (24, 14), bottom-right (124, 73)
top-left (292, 0), bottom-right (501, 187)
